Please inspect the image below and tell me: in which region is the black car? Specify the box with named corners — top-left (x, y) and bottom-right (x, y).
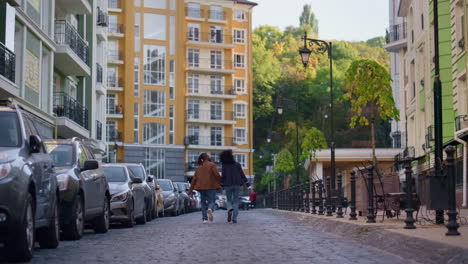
top-left (0, 101), bottom-right (60, 261)
top-left (124, 164), bottom-right (155, 221)
top-left (44, 138), bottom-right (110, 240)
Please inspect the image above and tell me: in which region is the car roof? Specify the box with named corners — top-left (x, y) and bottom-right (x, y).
top-left (101, 163), bottom-right (128, 168)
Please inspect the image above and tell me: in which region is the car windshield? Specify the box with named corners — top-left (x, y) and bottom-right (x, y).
top-left (158, 180), bottom-right (173, 191)
top-left (0, 112), bottom-right (21, 148)
top-left (127, 165), bottom-right (145, 180)
top-left (45, 143), bottom-right (74, 167)
top-left (102, 167), bottom-right (127, 183)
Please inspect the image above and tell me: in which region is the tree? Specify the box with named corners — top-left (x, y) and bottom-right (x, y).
top-left (274, 149), bottom-right (294, 175)
top-left (300, 127), bottom-right (328, 162)
top-left (343, 59), bottom-right (399, 168)
top-left (299, 4), bottom-right (319, 36)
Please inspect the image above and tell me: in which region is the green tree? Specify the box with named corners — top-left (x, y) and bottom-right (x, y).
top-left (299, 4), bottom-right (319, 36)
top-left (274, 149), bottom-right (294, 175)
top-left (300, 127), bottom-right (328, 162)
top-left (343, 59), bottom-right (399, 168)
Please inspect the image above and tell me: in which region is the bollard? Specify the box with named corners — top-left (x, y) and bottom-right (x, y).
top-left (326, 176), bottom-right (333, 216)
top-left (336, 173), bottom-right (344, 218)
top-left (318, 180), bottom-right (324, 215)
top-left (366, 166), bottom-right (376, 223)
top-left (349, 170), bottom-right (358, 220)
top-left (305, 182), bottom-right (310, 213)
top-left (404, 157), bottom-right (416, 229)
top-left (311, 181), bottom-right (317, 214)
top-left (445, 146), bottom-right (460, 236)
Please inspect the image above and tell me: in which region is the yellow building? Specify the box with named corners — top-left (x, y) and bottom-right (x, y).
top-left (105, 0), bottom-right (256, 182)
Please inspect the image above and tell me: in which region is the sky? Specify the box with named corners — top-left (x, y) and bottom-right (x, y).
top-left (252, 0), bottom-right (389, 42)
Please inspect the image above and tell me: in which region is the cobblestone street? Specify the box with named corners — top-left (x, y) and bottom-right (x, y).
top-left (5, 210), bottom-right (414, 264)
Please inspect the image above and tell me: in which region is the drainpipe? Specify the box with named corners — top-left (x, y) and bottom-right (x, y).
top-left (454, 128), bottom-right (468, 207)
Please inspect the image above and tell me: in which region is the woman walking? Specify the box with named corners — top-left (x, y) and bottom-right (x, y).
top-left (188, 153), bottom-right (222, 223)
top-left (220, 150), bottom-right (248, 224)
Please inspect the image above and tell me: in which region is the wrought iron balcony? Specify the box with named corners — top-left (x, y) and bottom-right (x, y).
top-left (184, 135), bottom-right (233, 146)
top-left (53, 92), bottom-right (89, 129)
top-left (54, 20), bottom-right (89, 65)
top-left (186, 110), bottom-right (235, 122)
top-left (96, 120), bottom-right (103, 140)
top-left (96, 63), bottom-right (103, 83)
top-left (386, 23), bottom-right (407, 43)
top-left (187, 83), bottom-right (235, 97)
top-left (0, 42), bottom-right (15, 83)
top-left (187, 58), bottom-right (235, 74)
top-left (107, 76), bottom-right (123, 89)
top-left (107, 130), bottom-right (122, 142)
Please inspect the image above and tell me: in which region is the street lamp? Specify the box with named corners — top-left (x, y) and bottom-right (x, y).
top-left (299, 32), bottom-right (336, 191)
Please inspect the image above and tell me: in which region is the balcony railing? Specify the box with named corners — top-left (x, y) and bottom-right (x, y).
top-left (209, 10), bottom-right (226, 20)
top-left (187, 84), bottom-right (235, 96)
top-left (108, 50), bottom-right (123, 61)
top-left (108, 23), bottom-right (124, 34)
top-left (53, 92), bottom-right (89, 129)
top-left (187, 58), bottom-right (233, 70)
top-left (184, 135), bottom-right (233, 146)
top-left (96, 120), bottom-right (103, 140)
top-left (107, 76), bottom-right (123, 88)
top-left (0, 42), bottom-right (15, 83)
top-left (54, 20), bottom-right (89, 64)
top-left (186, 110), bottom-right (235, 121)
top-left (107, 130), bottom-right (122, 142)
top-left (386, 23), bottom-right (407, 43)
top-left (185, 7), bottom-right (204, 18)
top-left (107, 104), bottom-right (123, 115)
top-left (188, 32), bottom-right (233, 44)
top-left (97, 7), bottom-right (108, 26)
top-left (96, 63), bottom-right (103, 83)
top-left (108, 0), bottom-right (121, 9)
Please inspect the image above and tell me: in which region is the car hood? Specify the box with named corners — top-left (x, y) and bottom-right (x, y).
top-left (0, 148), bottom-right (20, 164)
top-left (109, 182), bottom-right (130, 195)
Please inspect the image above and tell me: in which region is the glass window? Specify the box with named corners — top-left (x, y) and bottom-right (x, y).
top-left (107, 67), bottom-right (118, 88)
top-left (210, 101), bottom-right (222, 120)
top-left (170, 0), bottom-right (175, 10)
top-left (135, 0), bottom-right (140, 6)
top-left (106, 120), bottom-right (117, 141)
top-left (102, 167), bottom-right (127, 182)
top-left (234, 30), bottom-right (245, 43)
top-left (210, 50), bottom-right (222, 69)
top-left (45, 144), bottom-right (74, 167)
top-left (144, 148), bottom-right (165, 179)
top-left (188, 48), bottom-right (199, 67)
top-left (144, 0), bottom-right (165, 9)
top-left (144, 45), bottom-right (166, 85)
top-left (0, 112), bottom-right (21, 147)
top-left (127, 165), bottom-right (146, 180)
top-left (143, 123), bottom-right (165, 144)
top-left (169, 60), bottom-right (175, 99)
top-left (25, 30), bottom-right (40, 106)
top-left (235, 79), bottom-right (245, 93)
top-left (158, 180), bottom-right (173, 190)
top-left (26, 0), bottom-right (41, 26)
top-left (188, 23), bottom-right (200, 41)
top-left (106, 94), bottom-right (117, 114)
top-left (234, 154), bottom-right (247, 168)
top-left (210, 76), bottom-right (223, 94)
top-left (234, 128), bottom-right (246, 144)
top-left (210, 127), bottom-right (222, 146)
top-left (210, 5), bottom-right (223, 20)
top-left (188, 73), bottom-right (199, 94)
top-left (134, 103), bottom-right (139, 143)
top-left (234, 10), bottom-right (245, 21)
top-left (234, 54), bottom-right (245, 68)
top-left (144, 90), bottom-right (165, 117)
top-left (210, 26), bottom-right (223, 43)
top-left (135, 13), bottom-right (140, 52)
top-left (170, 16), bottom-right (175, 54)
top-left (144, 13), bottom-right (166, 40)
top-left (234, 104), bottom-right (246, 118)
top-left (187, 100), bottom-right (200, 119)
top-left (188, 2), bottom-right (200, 18)
top-left (169, 105), bottom-right (174, 144)
top-left (134, 57), bottom-right (140, 97)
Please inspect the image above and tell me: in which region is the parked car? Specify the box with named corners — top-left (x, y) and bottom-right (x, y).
top-left (44, 138), bottom-right (110, 240)
top-left (125, 164), bottom-right (155, 221)
top-left (215, 194), bottom-right (227, 210)
top-left (175, 182), bottom-right (191, 213)
top-left (192, 190), bottom-right (201, 210)
top-left (158, 179), bottom-right (181, 216)
top-left (153, 180), bottom-right (165, 217)
top-left (239, 196), bottom-right (251, 210)
top-left (101, 164), bottom-right (147, 226)
top-left (0, 101), bottom-right (60, 262)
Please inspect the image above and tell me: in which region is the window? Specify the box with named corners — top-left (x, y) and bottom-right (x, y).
top-left (144, 45), bottom-right (166, 85)
top-left (144, 0), bottom-right (165, 9)
top-left (169, 105), bottom-right (174, 144)
top-left (169, 60), bottom-right (175, 100)
top-left (188, 23), bottom-right (200, 41)
top-left (210, 76), bottom-right (223, 94)
top-left (143, 123), bottom-right (165, 144)
top-left (144, 148), bottom-right (165, 179)
top-left (210, 51), bottom-right (222, 69)
top-left (134, 57), bottom-right (140, 97)
top-left (234, 30), bottom-right (245, 43)
top-left (188, 2), bottom-right (201, 18)
top-left (108, 14), bottom-right (118, 33)
top-left (210, 101), bottom-right (222, 120)
top-left (210, 26), bottom-right (223, 43)
top-left (170, 0), bottom-right (175, 10)
top-left (106, 94), bottom-right (117, 114)
top-left (188, 100), bottom-right (200, 119)
top-left (234, 154), bottom-right (247, 169)
top-left (135, 0), bottom-right (140, 6)
top-left (25, 30), bottom-right (40, 106)
top-left (135, 13), bottom-right (140, 52)
top-left (234, 79), bottom-right (245, 93)
top-left (170, 16), bottom-right (175, 54)
top-left (234, 128), bottom-right (246, 144)
top-left (210, 5), bottom-right (223, 20)
top-left (188, 48), bottom-right (199, 67)
top-left (412, 82), bottom-right (416, 99)
top-left (107, 67), bottom-right (118, 88)
top-left (234, 54), bottom-right (245, 68)
top-left (210, 127), bottom-right (222, 146)
top-left (26, 0), bottom-right (41, 26)
top-left (134, 103), bottom-right (139, 143)
top-left (144, 90), bottom-right (165, 117)
top-left (421, 13), bottom-right (424, 30)
top-left (108, 40), bottom-right (119, 61)
top-left (188, 74), bottom-right (199, 94)
top-left (188, 151), bottom-right (200, 165)
top-left (106, 120), bottom-right (117, 141)
top-left (188, 125), bottom-right (199, 144)
top-left (234, 10), bottom-right (245, 21)
top-left (144, 13), bottom-right (166, 40)
top-left (234, 104), bottom-right (246, 118)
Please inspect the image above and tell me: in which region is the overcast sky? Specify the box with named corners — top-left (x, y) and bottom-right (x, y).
top-left (252, 0), bottom-right (389, 42)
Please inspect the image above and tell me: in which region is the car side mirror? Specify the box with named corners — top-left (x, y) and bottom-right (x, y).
top-left (82, 160), bottom-right (99, 171)
top-left (131, 177), bottom-right (143, 184)
top-left (29, 135), bottom-right (42, 153)
top-left (147, 175), bottom-right (154, 182)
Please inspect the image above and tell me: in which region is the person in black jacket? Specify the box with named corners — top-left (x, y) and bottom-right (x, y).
top-left (220, 149), bottom-right (248, 224)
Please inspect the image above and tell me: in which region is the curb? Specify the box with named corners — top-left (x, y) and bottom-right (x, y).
top-left (265, 209), bottom-right (468, 264)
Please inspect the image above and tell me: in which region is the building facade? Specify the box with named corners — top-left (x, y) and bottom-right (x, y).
top-left (105, 0), bottom-right (256, 182)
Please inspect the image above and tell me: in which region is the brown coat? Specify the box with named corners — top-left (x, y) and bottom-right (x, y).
top-left (189, 161), bottom-right (222, 191)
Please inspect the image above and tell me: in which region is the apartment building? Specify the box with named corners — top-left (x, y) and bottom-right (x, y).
top-left (105, 0), bottom-right (256, 182)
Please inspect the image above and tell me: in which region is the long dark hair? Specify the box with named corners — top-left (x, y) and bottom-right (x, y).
top-left (197, 153), bottom-right (210, 165)
top-left (220, 149), bottom-right (235, 164)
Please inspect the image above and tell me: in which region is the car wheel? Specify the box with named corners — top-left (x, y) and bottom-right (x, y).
top-left (125, 199), bottom-right (135, 228)
top-left (37, 197), bottom-right (60, 249)
top-left (136, 205), bottom-right (147, 225)
top-left (93, 197), bottom-right (110, 234)
top-left (63, 194), bottom-right (84, 240)
top-left (6, 193), bottom-right (35, 262)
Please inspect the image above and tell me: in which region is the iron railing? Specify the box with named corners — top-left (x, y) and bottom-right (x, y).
top-left (106, 130), bottom-right (122, 142)
top-left (107, 76), bottom-right (123, 88)
top-left (386, 23), bottom-right (407, 43)
top-left (187, 58), bottom-right (233, 69)
top-left (187, 83), bottom-right (235, 96)
top-left (53, 92), bottom-right (89, 129)
top-left (96, 63), bottom-right (103, 83)
top-left (0, 42), bottom-right (15, 83)
top-left (184, 135), bottom-right (233, 146)
top-left (455, 115), bottom-right (467, 131)
top-left (186, 110), bottom-right (235, 121)
top-left (188, 32), bottom-right (233, 44)
top-left (108, 23), bottom-right (124, 34)
top-left (54, 20), bottom-right (89, 64)
top-left (97, 7), bottom-right (108, 26)
top-left (96, 120), bottom-right (102, 140)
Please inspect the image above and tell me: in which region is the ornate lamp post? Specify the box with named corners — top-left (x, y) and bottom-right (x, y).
top-left (299, 32), bottom-right (336, 194)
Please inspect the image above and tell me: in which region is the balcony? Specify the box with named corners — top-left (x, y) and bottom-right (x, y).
top-left (385, 23), bottom-right (407, 52)
top-left (106, 130), bottom-right (122, 142)
top-left (184, 135), bottom-right (234, 149)
top-left (107, 76), bottom-right (123, 91)
top-left (186, 110), bottom-right (236, 125)
top-left (209, 10), bottom-right (226, 22)
top-left (108, 50), bottom-right (124, 64)
top-left (96, 7), bottom-right (108, 41)
top-left (106, 104), bottom-right (123, 118)
top-left (108, 23), bottom-right (124, 38)
top-left (96, 63), bottom-right (105, 95)
top-left (0, 42), bottom-right (17, 97)
top-left (108, 0), bottom-right (122, 11)
top-left (185, 8), bottom-right (205, 20)
top-left (53, 92), bottom-right (89, 138)
top-left (187, 84), bottom-right (236, 99)
top-left (54, 20), bottom-right (90, 76)
top-left (187, 32), bottom-right (235, 49)
top-left (187, 58), bottom-right (235, 74)
top-left (56, 0), bottom-right (91, 14)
